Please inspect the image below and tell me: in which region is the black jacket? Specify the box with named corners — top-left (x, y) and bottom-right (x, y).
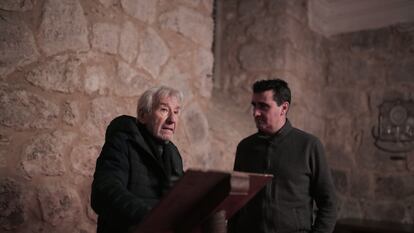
top-left (91, 115), bottom-right (183, 233)
top-left (229, 120), bottom-right (336, 233)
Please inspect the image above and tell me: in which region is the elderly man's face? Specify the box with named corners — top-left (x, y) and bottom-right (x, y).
top-left (143, 95), bottom-right (181, 141)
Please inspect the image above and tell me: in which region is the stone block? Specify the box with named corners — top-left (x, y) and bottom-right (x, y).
top-left (0, 15), bottom-right (39, 76)
top-left (202, 0), bottom-right (214, 14)
top-left (350, 171), bottom-right (373, 198)
top-left (63, 101), bottom-right (80, 126)
top-left (38, 0), bottom-right (88, 56)
top-left (237, 0), bottom-right (265, 19)
top-left (137, 28), bottom-right (169, 78)
top-left (327, 51), bottom-right (387, 87)
top-left (70, 144), bottom-right (101, 177)
top-left (159, 6), bottom-right (213, 48)
top-left (22, 131), bottom-right (76, 177)
top-left (0, 0), bottom-right (33, 11)
top-left (159, 62), bottom-right (193, 103)
top-left (361, 201), bottom-right (406, 222)
top-left (375, 175), bottom-right (414, 199)
top-left (119, 21), bottom-right (140, 64)
top-left (98, 0), bottom-right (117, 8)
top-left (356, 137), bottom-right (409, 172)
top-left (238, 42), bottom-right (284, 72)
top-left (0, 148), bottom-right (6, 168)
top-left (37, 183), bottom-right (81, 226)
top-left (0, 87), bottom-right (59, 130)
top-left (0, 178), bottom-right (24, 230)
top-left (337, 198), bottom-right (363, 219)
top-left (182, 103), bottom-right (209, 144)
top-left (181, 0), bottom-right (201, 8)
top-left (26, 55), bottom-right (82, 93)
top-left (121, 0), bottom-right (156, 24)
top-left (113, 61), bottom-right (153, 97)
top-left (82, 97), bottom-right (134, 138)
top-left (322, 89), bottom-right (369, 118)
top-left (247, 15), bottom-right (281, 42)
top-left (193, 48), bottom-right (213, 98)
top-left (84, 65), bottom-right (109, 95)
top-left (325, 142), bottom-right (354, 170)
top-left (92, 23), bottom-right (120, 55)
top-left (331, 169), bottom-right (348, 194)
top-left (390, 57), bottom-right (414, 83)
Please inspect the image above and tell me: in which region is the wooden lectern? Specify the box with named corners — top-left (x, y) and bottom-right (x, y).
top-left (132, 169), bottom-right (273, 233)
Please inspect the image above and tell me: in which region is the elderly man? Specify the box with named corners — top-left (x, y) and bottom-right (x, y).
top-left (91, 86), bottom-right (184, 233)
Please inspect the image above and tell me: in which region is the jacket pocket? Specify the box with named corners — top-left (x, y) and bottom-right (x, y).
top-left (294, 206), bottom-right (312, 231)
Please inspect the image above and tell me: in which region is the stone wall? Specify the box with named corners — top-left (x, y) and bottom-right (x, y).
top-left (0, 0), bottom-right (214, 232)
top-left (217, 0), bottom-right (414, 224)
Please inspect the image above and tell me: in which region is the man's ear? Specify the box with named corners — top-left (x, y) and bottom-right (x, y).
top-left (137, 111), bottom-right (148, 124)
top-left (282, 102), bottom-right (289, 115)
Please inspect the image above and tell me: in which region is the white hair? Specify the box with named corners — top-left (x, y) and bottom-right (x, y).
top-left (137, 86), bottom-right (183, 120)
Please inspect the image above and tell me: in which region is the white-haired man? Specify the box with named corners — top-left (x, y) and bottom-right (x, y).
top-left (91, 86), bottom-right (184, 233)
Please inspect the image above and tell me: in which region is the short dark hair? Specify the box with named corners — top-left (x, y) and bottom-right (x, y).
top-left (253, 79), bottom-right (291, 106)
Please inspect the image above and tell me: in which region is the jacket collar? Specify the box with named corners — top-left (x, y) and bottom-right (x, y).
top-left (134, 123), bottom-right (172, 178)
top-left (257, 119), bottom-right (293, 144)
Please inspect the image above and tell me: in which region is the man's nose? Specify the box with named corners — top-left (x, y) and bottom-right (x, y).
top-left (253, 108), bottom-right (261, 117)
top-left (166, 112), bottom-right (177, 123)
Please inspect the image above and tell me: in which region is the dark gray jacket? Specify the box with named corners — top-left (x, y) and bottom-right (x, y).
top-left (229, 120), bottom-right (336, 233)
top-left (91, 115), bottom-right (183, 233)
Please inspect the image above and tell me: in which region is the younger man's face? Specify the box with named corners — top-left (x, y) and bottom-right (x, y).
top-left (251, 90), bottom-right (288, 135)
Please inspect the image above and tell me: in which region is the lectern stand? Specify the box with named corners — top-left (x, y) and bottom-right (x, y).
top-left (132, 169), bottom-right (273, 233)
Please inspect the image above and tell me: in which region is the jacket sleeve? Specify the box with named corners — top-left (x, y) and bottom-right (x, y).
top-left (310, 139), bottom-right (337, 233)
top-left (90, 134), bottom-right (153, 224)
top-left (228, 144), bottom-right (242, 233)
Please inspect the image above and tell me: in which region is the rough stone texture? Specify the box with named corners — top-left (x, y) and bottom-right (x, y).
top-left (159, 62), bottom-right (193, 103)
top-left (0, 148), bottom-right (6, 168)
top-left (193, 48), bottom-right (214, 98)
top-left (98, 0), bottom-right (117, 8)
top-left (238, 42), bottom-right (284, 72)
top-left (0, 178), bottom-right (24, 230)
top-left (137, 28), bottom-right (169, 78)
top-left (0, 15), bottom-right (39, 77)
top-left (338, 198), bottom-right (363, 219)
top-left (3, 0), bottom-right (412, 230)
top-left (159, 6), bottom-right (214, 48)
top-left (390, 57), bottom-right (414, 83)
top-left (0, 87), bottom-right (60, 130)
top-left (62, 101), bottom-right (81, 126)
top-left (350, 171), bottom-right (373, 199)
top-left (26, 55), bottom-right (82, 93)
top-left (219, 0), bottom-right (414, 225)
top-left (70, 144), bottom-right (101, 177)
top-left (113, 61), bottom-right (153, 97)
top-left (82, 97), bottom-right (135, 138)
top-left (0, 0), bottom-right (214, 231)
top-left (119, 21), bottom-right (140, 64)
top-left (84, 65), bottom-right (109, 95)
top-left (38, 0), bottom-right (89, 56)
top-left (181, 0), bottom-right (201, 8)
top-left (22, 131), bottom-right (77, 177)
top-left (331, 169), bottom-right (348, 194)
top-left (361, 201), bottom-right (407, 223)
top-left (92, 23), bottom-right (120, 55)
top-left (375, 175), bottom-right (414, 199)
top-left (121, 0), bottom-right (157, 24)
top-left (182, 103), bottom-right (209, 145)
top-left (0, 0), bottom-right (33, 11)
top-left (37, 183), bottom-right (81, 226)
